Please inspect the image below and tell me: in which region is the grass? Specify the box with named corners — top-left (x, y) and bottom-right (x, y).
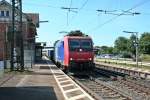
top-left (95, 59), bottom-right (150, 70)
top-left (141, 54), bottom-right (150, 62)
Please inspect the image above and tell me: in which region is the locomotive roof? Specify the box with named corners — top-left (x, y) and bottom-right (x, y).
top-left (64, 36), bottom-right (92, 39)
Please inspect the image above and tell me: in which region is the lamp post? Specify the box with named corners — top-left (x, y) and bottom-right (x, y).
top-left (123, 31), bottom-right (139, 67)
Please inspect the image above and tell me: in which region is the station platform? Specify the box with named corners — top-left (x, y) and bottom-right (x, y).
top-left (0, 60), bottom-right (64, 100)
top-left (0, 57), bottom-right (94, 100)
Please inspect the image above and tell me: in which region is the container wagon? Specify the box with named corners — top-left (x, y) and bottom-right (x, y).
top-left (48, 50), bottom-right (54, 61)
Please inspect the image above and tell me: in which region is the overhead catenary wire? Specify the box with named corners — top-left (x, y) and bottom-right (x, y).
top-left (22, 1), bottom-right (150, 31)
top-left (96, 9), bottom-right (140, 16)
top-left (69, 0), bottom-right (89, 25)
top-left (66, 0), bottom-right (72, 26)
top-left (61, 0), bottom-right (78, 26)
top-left (23, 2), bottom-right (60, 9)
top-left (67, 12), bottom-right (69, 25)
top-left (23, 1), bottom-right (95, 13)
top-left (23, 1), bottom-right (150, 16)
top-left (79, 0), bottom-right (89, 11)
top-left (68, 0), bottom-right (73, 25)
top-left (88, 0), bottom-right (150, 32)
top-left (69, 0), bottom-right (73, 9)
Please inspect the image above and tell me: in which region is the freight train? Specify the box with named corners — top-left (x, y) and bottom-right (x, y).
top-left (48, 50), bottom-right (54, 62)
top-left (53, 35), bottom-right (95, 73)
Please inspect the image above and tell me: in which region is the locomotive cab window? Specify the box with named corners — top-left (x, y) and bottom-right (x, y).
top-left (81, 40), bottom-right (92, 51)
top-left (69, 40), bottom-right (80, 51)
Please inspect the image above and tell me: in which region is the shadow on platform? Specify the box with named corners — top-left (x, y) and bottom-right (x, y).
top-left (0, 86), bottom-right (58, 100)
top-left (35, 59), bottom-right (54, 65)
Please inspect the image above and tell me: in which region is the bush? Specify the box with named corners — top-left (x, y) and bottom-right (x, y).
top-left (121, 52), bottom-right (132, 58)
top-left (141, 54), bottom-right (150, 61)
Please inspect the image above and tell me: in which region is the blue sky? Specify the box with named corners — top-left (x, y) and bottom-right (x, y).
top-left (19, 0), bottom-right (150, 46)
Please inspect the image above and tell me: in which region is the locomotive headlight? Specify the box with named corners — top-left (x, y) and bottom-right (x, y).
top-left (89, 58), bottom-right (92, 60)
top-left (70, 58), bottom-right (73, 61)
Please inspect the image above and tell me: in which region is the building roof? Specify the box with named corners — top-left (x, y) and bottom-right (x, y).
top-left (0, 0), bottom-right (28, 21)
top-left (0, 0), bottom-right (39, 27)
top-left (0, 0), bottom-right (10, 6)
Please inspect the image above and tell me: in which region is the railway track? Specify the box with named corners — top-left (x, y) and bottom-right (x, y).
top-left (71, 75), bottom-right (131, 100)
top-left (95, 65), bottom-right (150, 99)
top-left (112, 78), bottom-right (150, 100)
top-left (69, 65), bottom-right (150, 100)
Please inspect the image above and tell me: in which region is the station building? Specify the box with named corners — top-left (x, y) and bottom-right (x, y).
top-left (0, 0), bottom-right (39, 69)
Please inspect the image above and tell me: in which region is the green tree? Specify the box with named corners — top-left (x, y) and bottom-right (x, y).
top-left (139, 32), bottom-right (150, 54)
top-left (107, 47), bottom-right (114, 54)
top-left (99, 46), bottom-right (114, 54)
top-left (100, 46), bottom-right (108, 54)
top-left (114, 36), bottom-right (129, 53)
top-left (128, 34), bottom-right (136, 57)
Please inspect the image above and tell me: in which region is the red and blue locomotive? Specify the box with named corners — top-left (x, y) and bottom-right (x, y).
top-left (54, 35), bottom-right (94, 73)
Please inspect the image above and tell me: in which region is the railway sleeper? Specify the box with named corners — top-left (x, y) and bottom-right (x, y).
top-left (114, 86), bottom-right (143, 99)
top-left (124, 83), bottom-right (150, 95)
top-left (102, 94), bottom-right (122, 99)
top-left (126, 79), bottom-right (150, 89)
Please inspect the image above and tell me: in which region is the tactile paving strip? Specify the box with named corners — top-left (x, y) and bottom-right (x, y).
top-left (47, 63), bottom-right (94, 100)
